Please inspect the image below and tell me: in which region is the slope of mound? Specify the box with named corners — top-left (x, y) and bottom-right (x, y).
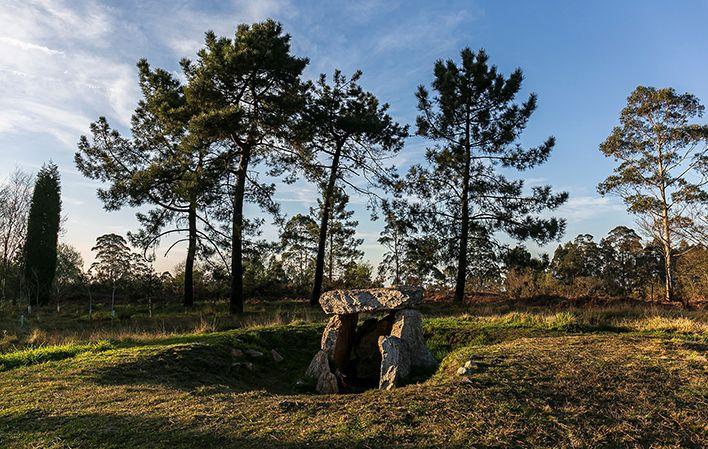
top-left (0, 317), bottom-right (706, 448)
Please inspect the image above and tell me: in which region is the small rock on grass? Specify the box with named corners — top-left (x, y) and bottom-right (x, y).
top-left (271, 349), bottom-right (284, 362)
top-left (244, 349), bottom-right (264, 358)
top-left (464, 360), bottom-right (477, 369)
top-left (231, 348), bottom-right (244, 357)
top-left (456, 360), bottom-right (478, 375)
top-left (232, 361), bottom-right (254, 371)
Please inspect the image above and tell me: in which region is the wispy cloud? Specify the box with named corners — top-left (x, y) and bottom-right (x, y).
top-left (557, 195), bottom-right (625, 222)
top-left (0, 0), bottom-right (139, 147)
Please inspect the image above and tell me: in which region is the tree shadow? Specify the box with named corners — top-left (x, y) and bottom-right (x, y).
top-left (88, 329), bottom-right (322, 395)
top-left (0, 410), bottom-right (382, 449)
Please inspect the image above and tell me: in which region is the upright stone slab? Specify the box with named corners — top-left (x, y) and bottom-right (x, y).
top-left (321, 313), bottom-right (358, 370)
top-left (306, 350), bottom-right (330, 380)
top-left (306, 350), bottom-right (339, 394)
top-left (391, 309), bottom-right (437, 369)
top-left (378, 335), bottom-right (409, 390)
top-left (320, 287), bottom-right (423, 314)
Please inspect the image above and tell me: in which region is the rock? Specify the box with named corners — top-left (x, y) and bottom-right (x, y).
top-left (354, 315), bottom-right (395, 380)
top-left (231, 348), bottom-right (244, 358)
top-left (378, 335), bottom-right (409, 390)
top-left (391, 309), bottom-right (436, 369)
top-left (321, 313), bottom-right (358, 369)
top-left (305, 350), bottom-right (331, 380)
top-left (271, 349), bottom-right (284, 362)
top-left (320, 287), bottom-right (423, 314)
top-left (316, 371), bottom-right (339, 394)
top-left (244, 349), bottom-right (263, 358)
top-left (456, 361), bottom-right (477, 376)
top-left (232, 361), bottom-right (254, 371)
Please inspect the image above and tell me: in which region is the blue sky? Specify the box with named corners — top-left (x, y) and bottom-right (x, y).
top-left (1, 0), bottom-right (707, 271)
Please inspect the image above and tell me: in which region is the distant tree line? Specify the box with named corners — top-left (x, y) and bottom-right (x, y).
top-left (503, 227), bottom-right (707, 304)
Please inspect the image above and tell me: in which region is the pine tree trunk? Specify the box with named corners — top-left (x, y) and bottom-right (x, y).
top-left (454, 190), bottom-right (470, 302)
top-left (454, 119), bottom-right (472, 303)
top-left (183, 202), bottom-right (197, 307)
top-left (310, 144), bottom-right (342, 307)
top-left (230, 150), bottom-right (250, 314)
top-left (328, 228), bottom-right (334, 284)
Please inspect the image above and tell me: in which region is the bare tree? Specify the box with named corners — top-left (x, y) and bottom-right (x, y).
top-left (0, 169), bottom-right (33, 302)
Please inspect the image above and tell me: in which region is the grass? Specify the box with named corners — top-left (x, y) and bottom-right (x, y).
top-left (0, 298), bottom-right (706, 448)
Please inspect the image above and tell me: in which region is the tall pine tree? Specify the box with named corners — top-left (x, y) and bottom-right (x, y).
top-left (183, 20), bottom-right (308, 313)
top-left (299, 70), bottom-right (407, 305)
top-left (408, 48), bottom-right (567, 302)
top-left (24, 163), bottom-right (61, 306)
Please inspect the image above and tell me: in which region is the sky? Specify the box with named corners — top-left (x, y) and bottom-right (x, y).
top-left (1, 0), bottom-right (707, 272)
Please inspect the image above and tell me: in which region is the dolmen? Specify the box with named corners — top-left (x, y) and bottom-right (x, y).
top-left (305, 286), bottom-right (436, 393)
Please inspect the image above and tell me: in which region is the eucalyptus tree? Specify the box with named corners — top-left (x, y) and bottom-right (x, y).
top-left (599, 226), bottom-right (644, 297)
top-left (90, 233), bottom-right (131, 316)
top-left (301, 70), bottom-right (408, 305)
top-left (24, 163), bottom-right (61, 306)
top-left (598, 86), bottom-right (708, 304)
top-left (182, 20), bottom-right (309, 313)
top-left (76, 59), bottom-right (221, 307)
top-left (408, 48), bottom-right (567, 302)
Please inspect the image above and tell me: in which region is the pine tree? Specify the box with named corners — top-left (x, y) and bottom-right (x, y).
top-left (310, 187), bottom-right (363, 286)
top-left (598, 86), bottom-right (708, 304)
top-left (279, 214), bottom-right (319, 291)
top-left (299, 70), bottom-right (407, 306)
top-left (23, 163), bottom-right (61, 306)
top-left (408, 48), bottom-right (567, 302)
top-left (76, 59), bottom-right (222, 308)
top-left (377, 199), bottom-right (416, 285)
top-left (183, 20), bottom-right (308, 314)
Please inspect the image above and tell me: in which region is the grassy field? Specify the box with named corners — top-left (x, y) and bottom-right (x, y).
top-left (0, 299), bottom-right (706, 448)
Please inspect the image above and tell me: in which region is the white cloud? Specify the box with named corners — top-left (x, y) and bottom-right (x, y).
top-left (158, 0), bottom-right (293, 57)
top-left (0, 1), bottom-right (139, 147)
top-left (557, 195), bottom-right (625, 222)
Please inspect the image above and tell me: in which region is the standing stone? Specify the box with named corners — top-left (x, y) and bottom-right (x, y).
top-left (320, 287), bottom-right (423, 314)
top-left (316, 371), bottom-right (339, 394)
top-left (306, 350), bottom-right (339, 394)
top-left (321, 313), bottom-right (358, 370)
top-left (378, 336), bottom-right (409, 390)
top-left (306, 350), bottom-right (330, 379)
top-left (391, 309), bottom-right (436, 369)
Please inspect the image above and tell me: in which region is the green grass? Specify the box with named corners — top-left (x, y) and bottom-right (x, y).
top-left (0, 300), bottom-right (706, 448)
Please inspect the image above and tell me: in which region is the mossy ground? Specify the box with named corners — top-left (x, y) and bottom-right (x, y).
top-left (0, 299), bottom-right (706, 448)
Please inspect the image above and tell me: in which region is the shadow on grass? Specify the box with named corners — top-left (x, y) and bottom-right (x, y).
top-left (88, 325), bottom-right (323, 395)
top-left (0, 410), bottom-right (377, 449)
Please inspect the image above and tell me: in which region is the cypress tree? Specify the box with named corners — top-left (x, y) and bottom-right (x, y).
top-left (24, 162), bottom-right (61, 306)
